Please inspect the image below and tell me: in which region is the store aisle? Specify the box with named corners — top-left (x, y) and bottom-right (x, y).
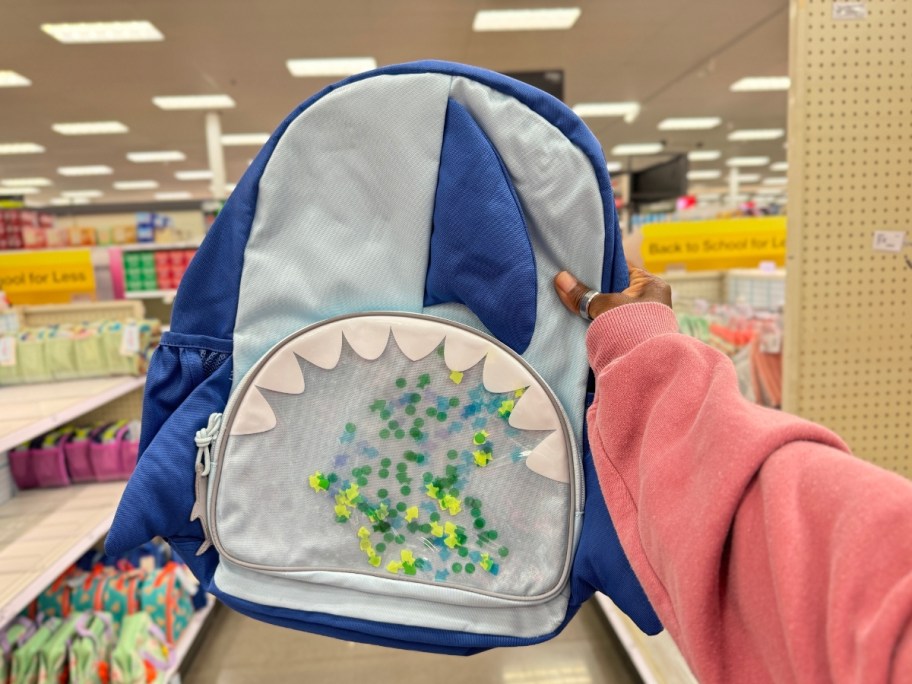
top-left (183, 600), bottom-right (641, 683)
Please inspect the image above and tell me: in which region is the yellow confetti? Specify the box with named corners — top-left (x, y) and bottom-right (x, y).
top-left (498, 400), bottom-right (514, 416)
top-left (473, 450), bottom-right (492, 467)
top-left (358, 527), bottom-right (370, 539)
top-left (430, 521), bottom-right (444, 537)
top-left (425, 483), bottom-right (440, 499)
top-left (480, 553), bottom-right (493, 571)
top-left (359, 538), bottom-right (372, 552)
top-left (449, 370), bottom-right (464, 384)
top-left (514, 388), bottom-right (525, 397)
top-left (400, 550), bottom-right (415, 564)
top-left (344, 484), bottom-right (360, 503)
top-left (368, 554), bottom-right (382, 567)
top-left (308, 473), bottom-right (326, 493)
top-left (440, 494), bottom-right (462, 515)
top-left (405, 506), bottom-right (419, 522)
top-left (334, 504), bottom-right (351, 520)
top-left (386, 561), bottom-right (403, 574)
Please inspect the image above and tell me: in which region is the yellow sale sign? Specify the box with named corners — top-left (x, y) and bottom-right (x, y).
top-left (641, 217), bottom-right (787, 272)
top-left (0, 250), bottom-right (96, 304)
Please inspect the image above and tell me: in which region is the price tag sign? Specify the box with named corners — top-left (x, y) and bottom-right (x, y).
top-left (0, 335), bottom-right (17, 367)
top-left (872, 230), bottom-right (906, 253)
top-left (120, 323), bottom-right (140, 357)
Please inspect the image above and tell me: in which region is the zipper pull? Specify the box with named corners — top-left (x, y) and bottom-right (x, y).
top-left (190, 412), bottom-right (222, 556)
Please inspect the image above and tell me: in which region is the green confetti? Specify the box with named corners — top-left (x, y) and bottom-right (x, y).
top-left (401, 486), bottom-right (411, 496)
top-left (465, 563), bottom-right (475, 574)
top-left (395, 535), bottom-right (406, 544)
top-left (357, 477), bottom-right (368, 486)
top-left (474, 518), bottom-right (486, 529)
top-left (379, 429), bottom-right (390, 439)
top-left (380, 409), bottom-right (392, 420)
top-left (414, 418), bottom-right (425, 428)
top-left (377, 488), bottom-right (388, 498)
top-left (388, 420), bottom-right (399, 430)
top-left (384, 533), bottom-right (394, 543)
top-left (381, 458), bottom-right (392, 467)
top-left (487, 530), bottom-right (498, 540)
top-left (410, 427), bottom-right (422, 440)
top-left (405, 405), bottom-right (416, 415)
top-left (452, 563), bottom-right (463, 573)
top-left (417, 374), bottom-right (431, 388)
top-left (437, 412), bottom-right (447, 422)
top-left (409, 393), bottom-right (421, 403)
top-left (471, 508), bottom-right (481, 518)
top-left (422, 472), bottom-right (433, 483)
top-left (379, 469), bottom-right (389, 478)
top-left (362, 465), bottom-right (372, 474)
top-left (395, 377), bottom-right (406, 388)
top-left (376, 543), bottom-right (386, 553)
top-left (458, 547), bottom-right (469, 557)
top-left (397, 462), bottom-right (407, 471)
top-left (345, 422), bottom-right (357, 433)
top-left (396, 502), bottom-right (407, 512)
top-left (394, 429), bottom-right (405, 439)
top-left (498, 547), bottom-right (509, 558)
top-left (430, 512), bottom-right (440, 522)
top-left (426, 407), bottom-right (437, 417)
top-left (447, 450), bottom-right (458, 460)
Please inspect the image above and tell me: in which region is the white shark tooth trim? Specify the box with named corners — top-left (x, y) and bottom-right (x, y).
top-left (525, 431), bottom-right (570, 483)
top-left (230, 388), bottom-right (277, 436)
top-left (390, 320), bottom-right (446, 361)
top-left (254, 348), bottom-right (305, 395)
top-left (342, 319), bottom-right (391, 361)
top-left (509, 384), bottom-right (560, 431)
top-left (482, 347), bottom-right (534, 394)
top-left (287, 325), bottom-right (343, 369)
top-left (443, 332), bottom-right (491, 371)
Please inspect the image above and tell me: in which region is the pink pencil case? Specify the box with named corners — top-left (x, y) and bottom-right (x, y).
top-left (90, 420), bottom-right (139, 481)
top-left (9, 443), bottom-right (38, 490)
top-left (64, 425), bottom-right (103, 483)
top-left (31, 428), bottom-right (74, 488)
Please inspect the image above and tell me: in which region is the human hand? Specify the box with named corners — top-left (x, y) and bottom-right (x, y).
top-left (553, 265), bottom-right (672, 320)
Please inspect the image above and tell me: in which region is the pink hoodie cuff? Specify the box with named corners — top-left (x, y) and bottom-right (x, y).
top-left (585, 302), bottom-right (679, 372)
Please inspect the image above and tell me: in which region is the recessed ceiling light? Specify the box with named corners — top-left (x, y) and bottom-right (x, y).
top-left (0, 187), bottom-right (39, 196)
top-left (572, 102), bottom-right (640, 123)
top-left (286, 57), bottom-right (377, 78)
top-left (658, 117), bottom-right (722, 131)
top-left (687, 170), bottom-right (722, 180)
top-left (221, 133), bottom-right (270, 146)
top-left (731, 173), bottom-right (761, 183)
top-left (730, 76), bottom-right (790, 92)
top-left (728, 129), bottom-right (785, 141)
top-left (726, 156), bottom-right (771, 167)
top-left (770, 161), bottom-right (788, 172)
top-left (763, 177), bottom-right (788, 185)
top-left (113, 180), bottom-right (159, 190)
top-left (0, 70), bottom-right (31, 87)
top-left (155, 191), bottom-right (193, 200)
top-left (606, 161), bottom-right (622, 173)
top-left (174, 170), bottom-right (212, 181)
top-left (152, 95), bottom-right (235, 110)
top-left (611, 142), bottom-right (663, 156)
top-left (52, 121), bottom-right (128, 135)
top-left (0, 142), bottom-right (45, 155)
top-left (473, 8), bottom-right (581, 31)
top-left (50, 197), bottom-right (90, 205)
top-left (687, 150), bottom-right (721, 162)
top-left (41, 21), bottom-right (164, 44)
top-left (62, 189), bottom-right (103, 198)
top-left (128, 150), bottom-right (186, 163)
top-left (2, 177), bottom-right (52, 187)
top-left (58, 165), bottom-right (113, 176)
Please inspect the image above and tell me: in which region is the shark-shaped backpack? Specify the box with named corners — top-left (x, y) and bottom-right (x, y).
top-left (106, 60), bottom-right (662, 655)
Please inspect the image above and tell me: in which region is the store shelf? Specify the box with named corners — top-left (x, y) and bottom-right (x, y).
top-left (0, 481), bottom-right (125, 627)
top-left (118, 240), bottom-right (202, 253)
top-left (125, 289), bottom-right (177, 301)
top-left (165, 597), bottom-right (216, 683)
top-left (0, 376), bottom-right (146, 454)
top-left (595, 593), bottom-right (697, 684)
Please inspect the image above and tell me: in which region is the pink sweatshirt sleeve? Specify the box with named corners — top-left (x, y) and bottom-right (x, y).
top-left (585, 302), bottom-right (912, 684)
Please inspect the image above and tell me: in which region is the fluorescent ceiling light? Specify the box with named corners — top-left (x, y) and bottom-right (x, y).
top-left (726, 156), bottom-right (770, 167)
top-left (128, 150), bottom-right (186, 163)
top-left (731, 173), bottom-right (761, 183)
top-left (0, 187), bottom-right (39, 196)
top-left (763, 176), bottom-right (788, 185)
top-left (687, 170), bottom-right (722, 180)
top-left (155, 191), bottom-right (193, 200)
top-left (41, 21), bottom-right (164, 44)
top-left (114, 180), bottom-right (159, 190)
top-left (473, 8), bottom-right (581, 31)
top-left (62, 189), bottom-right (103, 199)
top-left (152, 94), bottom-right (235, 110)
top-left (221, 133), bottom-right (269, 147)
top-left (572, 102), bottom-right (640, 123)
top-left (730, 76), bottom-right (790, 92)
top-left (286, 57), bottom-right (377, 78)
top-left (658, 117), bottom-right (721, 131)
top-left (756, 187), bottom-right (786, 195)
top-left (728, 128), bottom-right (785, 141)
top-left (50, 197), bottom-right (90, 206)
top-left (611, 142), bottom-right (663, 156)
top-left (688, 150), bottom-right (721, 162)
top-left (605, 161), bottom-right (622, 173)
top-left (0, 142), bottom-right (45, 155)
top-left (58, 165), bottom-right (113, 176)
top-left (770, 161), bottom-right (788, 172)
top-left (174, 169), bottom-right (212, 181)
top-left (52, 120), bottom-right (128, 135)
top-left (2, 177), bottom-right (52, 187)
top-left (0, 70), bottom-right (31, 87)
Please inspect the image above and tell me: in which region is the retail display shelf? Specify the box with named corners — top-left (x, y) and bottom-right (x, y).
top-left (595, 593), bottom-right (697, 684)
top-left (117, 240), bottom-right (202, 252)
top-left (0, 481), bottom-right (125, 627)
top-left (125, 289), bottom-right (178, 301)
top-left (0, 376), bottom-right (146, 454)
top-left (165, 597), bottom-right (217, 683)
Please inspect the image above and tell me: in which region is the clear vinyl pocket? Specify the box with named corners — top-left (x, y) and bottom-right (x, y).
top-left (200, 313), bottom-right (583, 637)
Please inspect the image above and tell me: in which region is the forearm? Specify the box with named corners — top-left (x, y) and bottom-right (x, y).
top-left (586, 303), bottom-right (912, 682)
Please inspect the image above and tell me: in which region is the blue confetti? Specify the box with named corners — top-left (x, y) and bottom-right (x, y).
top-left (448, 421), bottom-right (463, 434)
top-left (438, 547), bottom-right (451, 561)
top-left (435, 570), bottom-right (450, 582)
top-left (510, 447), bottom-right (524, 463)
top-left (472, 417), bottom-right (488, 429)
top-left (469, 551), bottom-right (481, 562)
top-left (334, 454), bottom-right (349, 467)
top-left (339, 432), bottom-right (355, 444)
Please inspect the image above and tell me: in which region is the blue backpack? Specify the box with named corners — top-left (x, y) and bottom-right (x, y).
top-left (106, 60), bottom-right (661, 655)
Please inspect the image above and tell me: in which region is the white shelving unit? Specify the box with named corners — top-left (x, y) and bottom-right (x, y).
top-left (595, 594), bottom-right (697, 684)
top-left (0, 376), bottom-right (146, 454)
top-left (125, 289), bottom-right (177, 302)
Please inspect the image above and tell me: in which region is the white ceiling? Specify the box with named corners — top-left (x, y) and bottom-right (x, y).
top-left (0, 0), bottom-right (790, 207)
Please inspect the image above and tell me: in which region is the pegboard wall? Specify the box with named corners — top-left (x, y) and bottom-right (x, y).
top-left (784, 0), bottom-right (912, 477)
